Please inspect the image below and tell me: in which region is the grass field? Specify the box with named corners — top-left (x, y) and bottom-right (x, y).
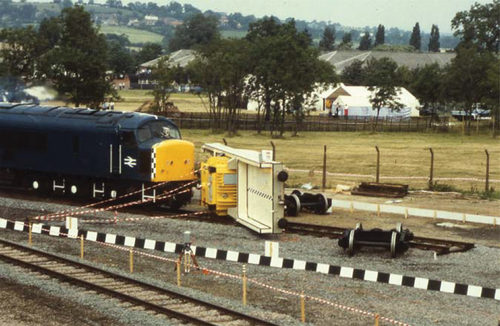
top-left (181, 130), bottom-right (500, 193)
top-left (100, 26), bottom-right (163, 44)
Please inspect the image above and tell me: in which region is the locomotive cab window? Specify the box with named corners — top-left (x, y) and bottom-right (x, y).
top-left (122, 131), bottom-right (138, 148)
top-left (137, 121), bottom-right (180, 143)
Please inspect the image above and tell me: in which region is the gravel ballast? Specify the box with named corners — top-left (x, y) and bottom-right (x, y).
top-left (0, 195), bottom-right (499, 326)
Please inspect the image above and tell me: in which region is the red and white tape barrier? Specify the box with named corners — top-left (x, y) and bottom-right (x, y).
top-left (32, 169), bottom-right (200, 221)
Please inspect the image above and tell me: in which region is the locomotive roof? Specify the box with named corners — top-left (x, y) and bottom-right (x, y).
top-left (0, 103), bottom-right (176, 130)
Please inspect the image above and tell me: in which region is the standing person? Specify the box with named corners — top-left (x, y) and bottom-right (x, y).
top-left (102, 100), bottom-right (108, 110)
top-left (110, 99), bottom-right (115, 111)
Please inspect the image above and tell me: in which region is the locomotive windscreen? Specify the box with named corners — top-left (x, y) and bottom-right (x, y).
top-left (137, 121), bottom-right (181, 143)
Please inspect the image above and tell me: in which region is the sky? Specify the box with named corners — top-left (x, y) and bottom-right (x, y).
top-left (152, 0), bottom-right (491, 34)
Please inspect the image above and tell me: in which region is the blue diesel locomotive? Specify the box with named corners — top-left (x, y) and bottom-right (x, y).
top-left (0, 104), bottom-right (196, 207)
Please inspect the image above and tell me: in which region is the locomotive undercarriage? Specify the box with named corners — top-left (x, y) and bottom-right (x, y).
top-left (0, 168), bottom-right (193, 209)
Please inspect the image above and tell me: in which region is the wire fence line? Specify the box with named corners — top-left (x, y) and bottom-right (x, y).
top-left (162, 112), bottom-right (494, 133)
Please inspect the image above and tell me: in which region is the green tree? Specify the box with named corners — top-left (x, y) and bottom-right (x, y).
top-left (107, 40), bottom-right (135, 74)
top-left (364, 58), bottom-right (403, 130)
top-left (169, 13), bottom-right (220, 52)
top-left (135, 42), bottom-right (162, 65)
top-left (428, 24), bottom-right (440, 52)
top-left (42, 6), bottom-right (113, 108)
top-left (61, 0), bottom-right (72, 8)
top-left (0, 26), bottom-right (40, 82)
top-left (188, 38), bottom-right (250, 134)
top-left (246, 18), bottom-right (337, 136)
top-left (148, 56), bottom-right (175, 115)
top-left (319, 26), bottom-right (336, 51)
top-left (358, 30), bottom-right (372, 50)
top-left (442, 46), bottom-right (495, 134)
top-left (411, 63), bottom-right (443, 121)
top-left (451, 0), bottom-right (499, 53)
top-left (38, 17), bottom-right (62, 52)
top-left (374, 24), bottom-right (385, 47)
top-left (409, 22), bottom-right (421, 51)
top-left (481, 58), bottom-right (500, 135)
top-left (341, 59), bottom-right (365, 85)
top-left (338, 31), bottom-right (352, 49)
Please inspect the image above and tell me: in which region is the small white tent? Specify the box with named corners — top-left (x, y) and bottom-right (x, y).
top-left (330, 84), bottom-right (420, 118)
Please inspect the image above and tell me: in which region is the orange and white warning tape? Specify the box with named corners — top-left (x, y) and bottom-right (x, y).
top-left (32, 169), bottom-right (200, 221)
top-left (79, 211), bottom-right (208, 224)
top-left (34, 185), bottom-right (194, 222)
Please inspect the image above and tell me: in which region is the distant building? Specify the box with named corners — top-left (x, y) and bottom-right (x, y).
top-left (128, 19), bottom-right (140, 27)
top-left (315, 83), bottom-right (420, 118)
top-left (163, 17), bottom-right (183, 27)
top-left (144, 15), bottom-right (159, 26)
top-left (111, 74), bottom-right (131, 90)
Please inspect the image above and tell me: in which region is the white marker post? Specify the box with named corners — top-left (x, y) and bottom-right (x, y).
top-left (265, 241), bottom-right (279, 258)
top-left (65, 216), bottom-right (78, 231)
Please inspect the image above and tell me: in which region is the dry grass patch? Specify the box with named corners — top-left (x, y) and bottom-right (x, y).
top-left (182, 130), bottom-right (500, 192)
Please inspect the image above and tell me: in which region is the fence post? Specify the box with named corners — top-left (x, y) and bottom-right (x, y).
top-left (80, 234), bottom-right (84, 259)
top-left (322, 145), bottom-right (327, 190)
top-left (270, 141), bottom-right (276, 161)
top-left (429, 148), bottom-right (434, 189)
top-left (28, 223), bottom-right (32, 245)
top-left (485, 149), bottom-right (490, 192)
top-left (301, 291), bottom-right (306, 323)
top-left (354, 115), bottom-right (358, 132)
top-left (242, 265), bottom-right (247, 305)
top-left (416, 116), bottom-right (420, 131)
top-left (375, 146), bottom-right (380, 183)
top-left (177, 261), bottom-right (181, 287)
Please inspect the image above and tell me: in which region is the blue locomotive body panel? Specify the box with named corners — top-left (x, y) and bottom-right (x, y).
top-left (0, 104), bottom-right (181, 184)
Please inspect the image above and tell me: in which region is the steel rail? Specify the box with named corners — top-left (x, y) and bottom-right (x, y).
top-left (0, 238), bottom-right (276, 326)
top-left (282, 220), bottom-right (475, 255)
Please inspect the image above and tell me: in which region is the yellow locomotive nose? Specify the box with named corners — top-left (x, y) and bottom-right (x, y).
top-left (151, 140), bottom-right (196, 182)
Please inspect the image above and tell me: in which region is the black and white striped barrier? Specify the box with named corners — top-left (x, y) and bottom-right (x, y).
top-left (1, 218), bottom-right (498, 302)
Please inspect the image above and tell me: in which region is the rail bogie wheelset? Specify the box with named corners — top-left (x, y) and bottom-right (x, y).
top-left (0, 104), bottom-right (196, 208)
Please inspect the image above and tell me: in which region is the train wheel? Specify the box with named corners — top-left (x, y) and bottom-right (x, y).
top-left (390, 231), bottom-right (397, 258)
top-left (348, 230), bottom-right (356, 256)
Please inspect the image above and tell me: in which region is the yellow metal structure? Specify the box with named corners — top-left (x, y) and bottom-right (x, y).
top-left (152, 140), bottom-right (196, 182)
top-left (201, 156), bottom-right (237, 216)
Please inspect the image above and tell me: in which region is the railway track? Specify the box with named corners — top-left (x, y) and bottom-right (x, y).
top-left (0, 238), bottom-right (276, 326)
top-left (281, 221), bottom-right (475, 255)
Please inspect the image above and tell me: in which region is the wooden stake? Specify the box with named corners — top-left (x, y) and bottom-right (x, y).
top-left (242, 265), bottom-right (247, 305)
top-left (375, 314), bottom-right (379, 326)
top-left (377, 204), bottom-right (380, 217)
top-left (434, 210), bottom-right (437, 221)
top-left (177, 261), bottom-right (181, 287)
top-left (485, 149), bottom-right (490, 192)
top-left (301, 291), bottom-right (306, 323)
top-left (130, 248), bottom-right (134, 273)
top-left (80, 234), bottom-right (84, 259)
top-left (462, 213), bottom-right (466, 224)
top-left (405, 208), bottom-right (409, 219)
top-left (375, 146), bottom-right (380, 183)
top-left (28, 223), bottom-right (32, 245)
top-left (428, 148), bottom-right (434, 189)
top-left (350, 202), bottom-right (354, 213)
top-left (322, 145), bottom-right (327, 190)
